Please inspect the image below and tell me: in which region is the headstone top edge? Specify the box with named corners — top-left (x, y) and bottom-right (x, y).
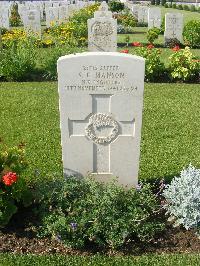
top-left (57, 52), bottom-right (145, 63)
top-left (165, 12), bottom-right (183, 16)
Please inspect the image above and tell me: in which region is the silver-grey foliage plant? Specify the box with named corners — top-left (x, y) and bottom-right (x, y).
top-left (163, 164), bottom-right (200, 235)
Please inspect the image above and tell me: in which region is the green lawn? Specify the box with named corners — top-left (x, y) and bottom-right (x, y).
top-left (0, 82), bottom-right (200, 182)
top-left (0, 254), bottom-right (200, 266)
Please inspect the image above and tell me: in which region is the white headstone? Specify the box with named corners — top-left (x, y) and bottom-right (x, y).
top-left (138, 6), bottom-right (148, 23)
top-left (58, 5), bottom-right (69, 24)
top-left (87, 2), bottom-right (117, 52)
top-left (164, 13), bottom-right (183, 43)
top-left (46, 6), bottom-right (59, 27)
top-left (0, 6), bottom-right (9, 29)
top-left (148, 7), bottom-right (161, 29)
top-left (25, 9), bottom-right (41, 37)
top-left (57, 52), bottom-right (145, 187)
top-left (131, 4), bottom-right (139, 19)
top-left (18, 4), bottom-right (28, 25)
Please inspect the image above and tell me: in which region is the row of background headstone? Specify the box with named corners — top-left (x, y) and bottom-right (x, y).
top-left (126, 4), bottom-right (183, 43)
top-left (0, 1), bottom-right (184, 45)
top-left (0, 1), bottom-right (95, 37)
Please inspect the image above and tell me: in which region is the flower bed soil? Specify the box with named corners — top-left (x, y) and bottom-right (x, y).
top-left (0, 208), bottom-right (200, 255)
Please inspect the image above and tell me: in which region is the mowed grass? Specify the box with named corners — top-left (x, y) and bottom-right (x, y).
top-left (0, 82), bottom-right (200, 182)
top-left (0, 254), bottom-right (200, 266)
top-left (0, 82), bottom-right (62, 179)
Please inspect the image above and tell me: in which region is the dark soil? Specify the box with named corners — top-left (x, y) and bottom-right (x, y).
top-left (0, 210), bottom-right (200, 255)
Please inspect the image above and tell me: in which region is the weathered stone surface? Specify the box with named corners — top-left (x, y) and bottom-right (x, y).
top-left (164, 13), bottom-right (183, 43)
top-left (87, 2), bottom-right (117, 52)
top-left (57, 52), bottom-right (145, 187)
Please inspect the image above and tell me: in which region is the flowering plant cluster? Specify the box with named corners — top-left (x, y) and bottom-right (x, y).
top-left (163, 164), bottom-right (200, 236)
top-left (0, 142), bottom-right (32, 228)
top-left (132, 46), bottom-right (165, 82)
top-left (169, 46), bottom-right (200, 81)
top-left (2, 4), bottom-right (99, 48)
top-left (121, 44), bottom-right (199, 82)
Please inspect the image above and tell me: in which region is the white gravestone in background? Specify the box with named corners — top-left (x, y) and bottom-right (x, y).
top-left (25, 10), bottom-right (41, 37)
top-left (46, 6), bottom-right (59, 27)
top-left (0, 6), bottom-right (9, 29)
top-left (18, 5), bottom-right (28, 26)
top-left (57, 52), bottom-right (145, 187)
top-left (148, 7), bottom-right (161, 29)
top-left (164, 13), bottom-right (183, 43)
top-left (59, 5), bottom-right (69, 24)
top-left (131, 5), bottom-right (139, 19)
top-left (138, 6), bottom-right (148, 23)
top-left (88, 2), bottom-right (117, 52)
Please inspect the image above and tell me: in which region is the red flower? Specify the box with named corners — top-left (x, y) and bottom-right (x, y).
top-left (147, 44), bottom-right (154, 49)
top-left (192, 59), bottom-right (200, 63)
top-left (172, 45), bottom-right (180, 52)
top-left (131, 42), bottom-right (142, 47)
top-left (2, 172), bottom-right (18, 186)
top-left (120, 49), bottom-right (129, 53)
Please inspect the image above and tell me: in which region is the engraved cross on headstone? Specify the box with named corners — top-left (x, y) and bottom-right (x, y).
top-left (68, 94), bottom-right (135, 175)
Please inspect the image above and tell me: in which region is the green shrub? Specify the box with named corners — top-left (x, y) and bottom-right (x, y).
top-left (147, 27), bottom-right (160, 44)
top-left (108, 1), bottom-right (124, 13)
top-left (9, 3), bottom-right (22, 27)
top-left (0, 28), bottom-right (8, 35)
top-left (121, 13), bottom-right (137, 28)
top-left (169, 46), bottom-right (200, 82)
top-left (172, 3), bottom-right (176, 9)
top-left (0, 143), bottom-right (31, 228)
top-left (160, 17), bottom-right (165, 34)
top-left (161, 0), bottom-right (166, 6)
top-left (132, 47), bottom-right (166, 82)
top-left (0, 39), bottom-right (37, 81)
top-left (183, 20), bottom-right (200, 48)
top-left (164, 3), bottom-right (168, 8)
top-left (151, 0), bottom-right (156, 5)
top-left (155, 0), bottom-right (160, 5)
top-left (35, 177), bottom-right (164, 249)
top-left (42, 44), bottom-right (82, 81)
top-left (177, 4), bottom-right (183, 10)
top-left (137, 22), bottom-right (148, 27)
top-left (165, 38), bottom-right (181, 48)
top-left (190, 5), bottom-right (196, 12)
top-left (183, 5), bottom-right (189, 11)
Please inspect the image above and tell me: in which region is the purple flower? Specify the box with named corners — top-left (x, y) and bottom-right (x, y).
top-left (70, 222), bottom-right (77, 230)
top-left (55, 234), bottom-right (62, 242)
top-left (136, 183), bottom-right (142, 191)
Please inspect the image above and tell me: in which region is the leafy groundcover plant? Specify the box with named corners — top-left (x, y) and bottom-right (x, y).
top-left (163, 164), bottom-right (200, 236)
top-left (0, 143), bottom-right (32, 227)
top-left (35, 177), bottom-right (164, 249)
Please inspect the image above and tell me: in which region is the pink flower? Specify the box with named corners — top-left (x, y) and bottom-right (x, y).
top-left (131, 42), bottom-right (142, 47)
top-left (147, 44), bottom-right (154, 49)
top-left (172, 45), bottom-right (180, 52)
top-left (120, 49), bottom-right (129, 53)
top-left (2, 172), bottom-right (18, 186)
